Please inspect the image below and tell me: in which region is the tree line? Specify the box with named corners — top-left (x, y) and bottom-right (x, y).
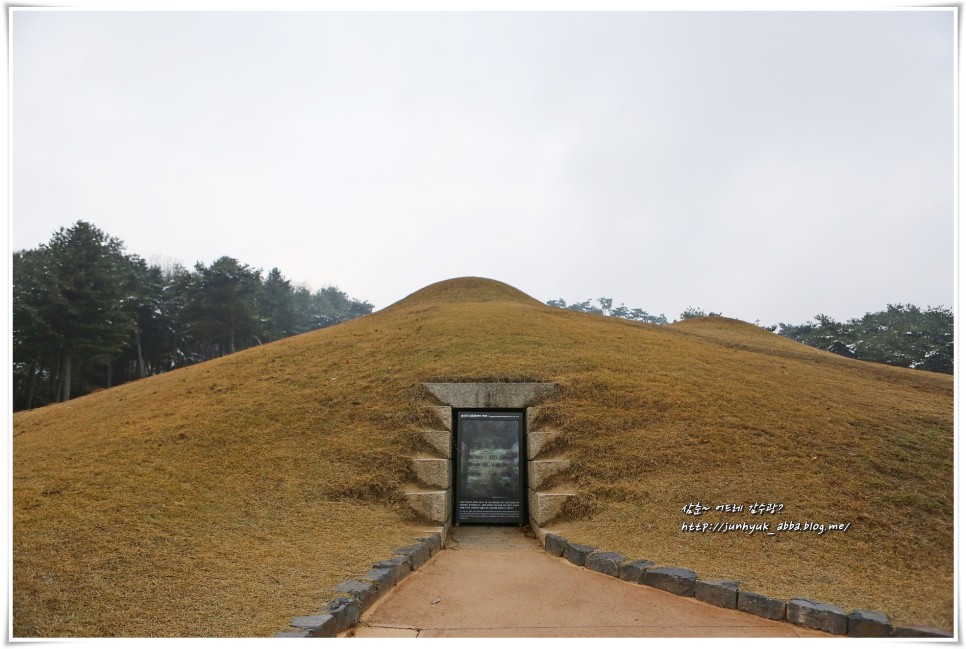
top-left (775, 305), bottom-right (953, 374)
top-left (13, 221), bottom-right (373, 411)
top-left (546, 297), bottom-right (952, 374)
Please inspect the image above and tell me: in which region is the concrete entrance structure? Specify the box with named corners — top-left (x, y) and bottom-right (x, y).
top-left (403, 382), bottom-right (574, 537)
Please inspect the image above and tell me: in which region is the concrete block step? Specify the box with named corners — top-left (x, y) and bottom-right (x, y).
top-left (411, 456), bottom-right (451, 489)
top-left (528, 488), bottom-right (575, 527)
top-left (528, 458), bottom-right (571, 490)
top-left (402, 486), bottom-right (452, 524)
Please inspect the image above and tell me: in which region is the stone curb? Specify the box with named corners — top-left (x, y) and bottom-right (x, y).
top-left (643, 566), bottom-right (698, 597)
top-left (562, 541), bottom-right (597, 566)
top-left (618, 559), bottom-right (654, 584)
top-left (273, 529), bottom-right (446, 637)
top-left (536, 530), bottom-right (950, 638)
top-left (847, 609), bottom-right (890, 637)
top-left (738, 591), bottom-right (785, 621)
top-left (585, 551), bottom-right (627, 577)
top-left (695, 578), bottom-right (739, 609)
top-left (786, 598), bottom-right (848, 635)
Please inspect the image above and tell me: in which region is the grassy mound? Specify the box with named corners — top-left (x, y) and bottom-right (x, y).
top-left (13, 277), bottom-right (953, 635)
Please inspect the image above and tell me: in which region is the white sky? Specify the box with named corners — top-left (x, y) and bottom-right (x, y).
top-left (8, 6), bottom-right (956, 326)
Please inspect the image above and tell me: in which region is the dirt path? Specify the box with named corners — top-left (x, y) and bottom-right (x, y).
top-left (348, 526), bottom-right (830, 638)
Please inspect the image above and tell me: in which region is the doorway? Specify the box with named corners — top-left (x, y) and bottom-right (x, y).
top-left (454, 410), bottom-right (527, 525)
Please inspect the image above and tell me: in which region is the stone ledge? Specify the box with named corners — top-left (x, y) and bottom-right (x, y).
top-left (427, 405), bottom-right (452, 431)
top-left (411, 457), bottom-right (451, 489)
top-left (527, 430), bottom-right (561, 460)
top-left (528, 458), bottom-right (570, 490)
top-left (402, 487), bottom-right (452, 524)
top-left (528, 489), bottom-right (574, 526)
top-left (418, 430), bottom-right (452, 458)
top-left (526, 406), bottom-right (546, 431)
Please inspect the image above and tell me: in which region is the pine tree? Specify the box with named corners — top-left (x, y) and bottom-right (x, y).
top-left (39, 221), bottom-right (137, 400)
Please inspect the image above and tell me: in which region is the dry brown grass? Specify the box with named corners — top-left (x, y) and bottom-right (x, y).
top-left (13, 277), bottom-right (953, 635)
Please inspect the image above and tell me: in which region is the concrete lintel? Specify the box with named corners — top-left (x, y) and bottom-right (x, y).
top-left (423, 382), bottom-right (557, 409)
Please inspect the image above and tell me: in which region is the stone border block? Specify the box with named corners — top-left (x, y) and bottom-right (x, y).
top-left (544, 533), bottom-right (567, 557)
top-left (335, 579), bottom-right (378, 611)
top-left (295, 616), bottom-right (335, 636)
top-left (322, 596), bottom-right (361, 635)
top-left (643, 566), bottom-right (698, 597)
top-left (417, 532), bottom-right (443, 556)
top-left (737, 591), bottom-right (786, 621)
top-left (394, 542), bottom-right (432, 570)
top-left (528, 533), bottom-right (947, 637)
top-left (618, 560), bottom-right (654, 584)
top-left (363, 567), bottom-right (397, 594)
top-left (291, 613), bottom-right (339, 637)
top-left (563, 542), bottom-right (596, 566)
top-left (371, 556), bottom-right (410, 585)
top-left (277, 524), bottom-right (450, 638)
top-left (585, 551), bottom-right (627, 577)
top-left (892, 626), bottom-right (953, 637)
top-left (695, 579), bottom-right (739, 609)
top-left (786, 598), bottom-right (848, 635)
top-left (847, 609), bottom-right (891, 637)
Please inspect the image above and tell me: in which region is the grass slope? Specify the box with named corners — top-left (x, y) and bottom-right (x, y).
top-left (13, 277), bottom-right (953, 635)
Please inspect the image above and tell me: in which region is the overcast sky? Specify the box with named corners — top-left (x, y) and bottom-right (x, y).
top-left (10, 8), bottom-right (955, 325)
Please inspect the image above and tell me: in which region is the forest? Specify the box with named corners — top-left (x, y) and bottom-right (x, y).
top-left (547, 297), bottom-right (953, 375)
top-left (12, 221), bottom-right (953, 412)
top-left (13, 221), bottom-right (373, 410)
